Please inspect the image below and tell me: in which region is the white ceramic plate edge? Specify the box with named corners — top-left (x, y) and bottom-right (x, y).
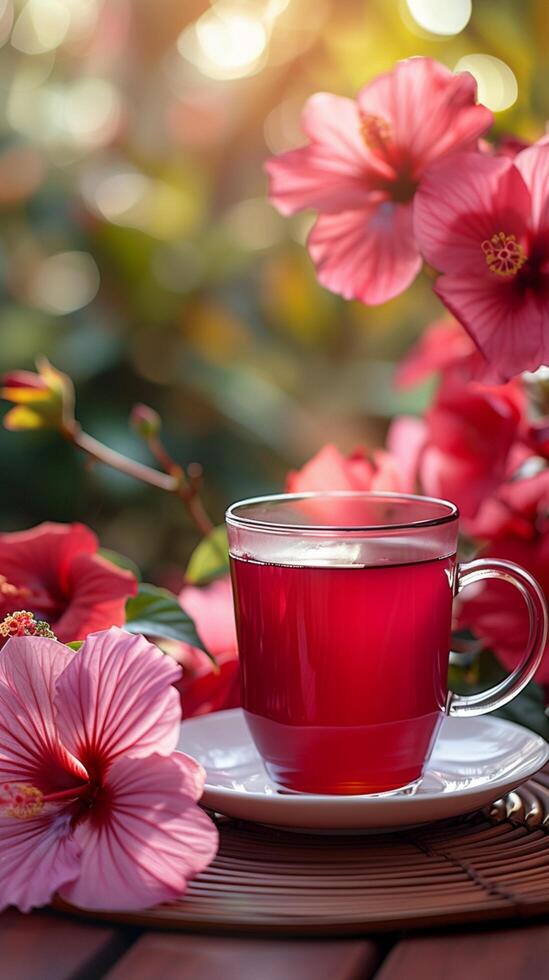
top-left (178, 708), bottom-right (549, 831)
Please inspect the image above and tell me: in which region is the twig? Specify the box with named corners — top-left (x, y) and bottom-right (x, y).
top-left (65, 424), bottom-right (214, 537)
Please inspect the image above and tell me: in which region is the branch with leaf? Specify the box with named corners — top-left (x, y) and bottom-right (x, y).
top-left (0, 358), bottom-right (232, 664)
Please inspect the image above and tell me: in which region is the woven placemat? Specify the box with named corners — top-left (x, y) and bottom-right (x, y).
top-left (53, 766), bottom-right (549, 936)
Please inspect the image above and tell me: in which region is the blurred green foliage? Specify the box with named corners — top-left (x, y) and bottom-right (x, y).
top-left (0, 0), bottom-right (547, 580)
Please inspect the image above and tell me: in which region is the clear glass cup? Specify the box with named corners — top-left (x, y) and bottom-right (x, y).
top-left (226, 491), bottom-right (548, 795)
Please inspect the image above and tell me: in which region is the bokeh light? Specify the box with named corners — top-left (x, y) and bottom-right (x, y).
top-left (405, 0), bottom-right (471, 37)
top-left (26, 251), bottom-right (100, 314)
top-left (454, 54), bottom-right (518, 112)
top-left (11, 0), bottom-right (71, 54)
top-left (178, 3), bottom-right (269, 80)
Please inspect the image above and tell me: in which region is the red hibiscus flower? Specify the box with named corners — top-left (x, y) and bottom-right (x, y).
top-left (421, 379), bottom-right (527, 526)
top-left (176, 577), bottom-right (240, 717)
top-left (414, 141), bottom-right (549, 380)
top-left (0, 523), bottom-right (137, 644)
top-left (266, 57), bottom-right (492, 305)
top-left (395, 316), bottom-right (499, 388)
top-left (458, 471), bottom-right (549, 683)
top-left (392, 378), bottom-right (528, 532)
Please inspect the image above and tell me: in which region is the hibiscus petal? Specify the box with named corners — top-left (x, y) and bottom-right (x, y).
top-left (514, 140), bottom-right (549, 234)
top-left (179, 577), bottom-right (237, 656)
top-left (175, 649), bottom-right (241, 718)
top-left (60, 754), bottom-right (218, 911)
top-left (357, 58), bottom-right (492, 167)
top-left (386, 416), bottom-right (427, 492)
top-left (434, 273), bottom-right (546, 380)
top-left (286, 443), bottom-right (374, 493)
top-left (0, 522), bottom-right (97, 623)
top-left (0, 521), bottom-right (96, 590)
top-left (301, 92), bottom-right (373, 161)
top-left (0, 637), bottom-right (87, 790)
top-left (395, 318), bottom-right (476, 386)
top-left (55, 551), bottom-right (137, 642)
top-left (266, 94), bottom-right (380, 216)
top-left (55, 627), bottom-right (183, 770)
top-left (0, 810), bottom-right (81, 913)
top-left (414, 152), bottom-right (530, 276)
top-left (308, 202), bottom-right (422, 304)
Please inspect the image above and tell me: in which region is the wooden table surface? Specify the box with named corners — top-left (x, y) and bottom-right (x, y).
top-left (4, 912), bottom-right (549, 979)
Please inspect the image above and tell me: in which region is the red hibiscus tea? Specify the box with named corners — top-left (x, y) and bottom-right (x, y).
top-left (230, 554), bottom-right (454, 794)
top-left (226, 493), bottom-right (547, 795)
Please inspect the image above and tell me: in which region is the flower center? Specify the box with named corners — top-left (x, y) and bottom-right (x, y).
top-left (0, 780), bottom-right (94, 820)
top-left (360, 113), bottom-right (393, 154)
top-left (481, 232), bottom-right (526, 277)
top-left (0, 610), bottom-right (56, 641)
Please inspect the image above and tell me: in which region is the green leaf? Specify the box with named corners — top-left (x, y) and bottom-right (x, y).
top-left (66, 640), bottom-right (83, 651)
top-left (125, 583), bottom-right (214, 662)
top-left (98, 548), bottom-right (141, 581)
top-left (185, 525), bottom-right (229, 585)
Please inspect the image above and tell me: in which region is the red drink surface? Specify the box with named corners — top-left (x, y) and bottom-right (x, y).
top-left (230, 554), bottom-right (456, 794)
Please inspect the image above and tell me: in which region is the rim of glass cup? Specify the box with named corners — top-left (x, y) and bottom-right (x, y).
top-left (225, 491), bottom-right (459, 534)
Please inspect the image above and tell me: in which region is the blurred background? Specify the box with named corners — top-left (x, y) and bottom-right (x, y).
top-left (0, 0), bottom-right (547, 581)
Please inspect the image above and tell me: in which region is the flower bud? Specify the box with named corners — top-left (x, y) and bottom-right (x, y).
top-left (130, 403), bottom-right (161, 440)
top-left (1, 358), bottom-right (75, 433)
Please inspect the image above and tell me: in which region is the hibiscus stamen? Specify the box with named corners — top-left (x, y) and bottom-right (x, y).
top-left (0, 783), bottom-right (44, 819)
top-left (360, 113), bottom-right (393, 154)
top-left (0, 780), bottom-right (92, 819)
top-left (481, 232), bottom-right (526, 277)
top-left (0, 610), bottom-right (56, 641)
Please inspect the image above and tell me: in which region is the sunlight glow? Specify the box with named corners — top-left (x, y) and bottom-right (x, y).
top-left (178, 4), bottom-right (268, 80)
top-left (10, 0), bottom-right (97, 53)
top-left (455, 54), bottom-right (518, 112)
top-left (63, 77), bottom-right (121, 146)
top-left (405, 0), bottom-right (471, 36)
top-left (11, 0), bottom-right (71, 54)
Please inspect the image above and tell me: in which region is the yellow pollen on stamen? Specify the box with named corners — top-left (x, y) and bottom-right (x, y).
top-left (481, 232), bottom-right (526, 277)
top-left (360, 113), bottom-right (393, 153)
top-left (0, 783), bottom-right (44, 819)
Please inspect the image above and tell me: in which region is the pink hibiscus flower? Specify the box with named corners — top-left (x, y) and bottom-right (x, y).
top-left (266, 57), bottom-right (492, 305)
top-left (0, 627), bottom-right (218, 912)
top-left (0, 523), bottom-right (137, 644)
top-left (414, 141), bottom-right (549, 380)
top-left (284, 441), bottom-right (424, 525)
top-left (176, 577), bottom-right (240, 717)
top-left (286, 443), bottom-right (414, 495)
top-left (458, 471), bottom-right (549, 683)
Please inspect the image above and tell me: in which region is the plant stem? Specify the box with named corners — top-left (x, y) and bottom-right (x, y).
top-left (147, 436), bottom-right (214, 537)
top-left (66, 425), bottom-right (214, 537)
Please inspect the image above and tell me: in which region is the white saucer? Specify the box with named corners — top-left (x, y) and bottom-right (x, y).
top-left (177, 708), bottom-right (549, 832)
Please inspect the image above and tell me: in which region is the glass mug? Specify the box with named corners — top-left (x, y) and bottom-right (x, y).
top-left (226, 492), bottom-right (548, 796)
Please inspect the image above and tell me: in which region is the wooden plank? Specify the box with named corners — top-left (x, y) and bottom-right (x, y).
top-left (0, 910), bottom-right (132, 980)
top-left (104, 934), bottom-right (381, 980)
top-left (376, 924), bottom-right (549, 980)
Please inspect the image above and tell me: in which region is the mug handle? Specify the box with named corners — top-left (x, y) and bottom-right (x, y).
top-left (447, 558), bottom-right (548, 717)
